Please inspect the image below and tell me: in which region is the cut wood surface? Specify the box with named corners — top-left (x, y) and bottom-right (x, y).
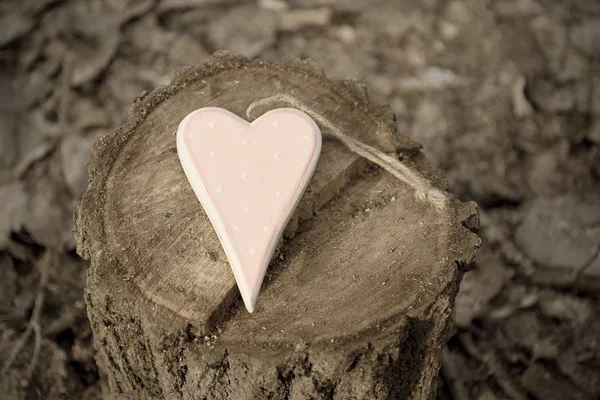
top-left (75, 51), bottom-right (480, 400)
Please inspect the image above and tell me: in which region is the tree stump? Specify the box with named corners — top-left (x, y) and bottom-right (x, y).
top-left (75, 52), bottom-right (480, 400)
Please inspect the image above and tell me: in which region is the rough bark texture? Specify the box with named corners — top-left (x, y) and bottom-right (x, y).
top-left (75, 51), bottom-right (480, 400)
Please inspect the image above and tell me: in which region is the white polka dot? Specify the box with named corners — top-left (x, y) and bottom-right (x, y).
top-left (275, 192), bottom-right (281, 197)
top-left (249, 247), bottom-right (256, 254)
top-left (208, 121), bottom-right (216, 128)
top-left (264, 226), bottom-right (270, 232)
top-left (216, 187), bottom-right (223, 193)
top-left (209, 152), bottom-right (215, 158)
top-left (304, 135), bottom-right (310, 140)
top-left (243, 206), bottom-right (249, 212)
top-left (233, 226), bottom-right (240, 232)
top-left (272, 121), bottom-right (279, 127)
top-left (241, 139), bottom-right (248, 146)
top-left (241, 173), bottom-right (247, 179)
top-left (273, 152), bottom-right (279, 159)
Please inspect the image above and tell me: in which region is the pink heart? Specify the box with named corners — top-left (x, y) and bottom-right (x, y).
top-left (177, 107), bottom-right (322, 312)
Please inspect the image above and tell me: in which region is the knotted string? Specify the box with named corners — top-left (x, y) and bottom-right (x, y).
top-left (246, 94), bottom-right (447, 211)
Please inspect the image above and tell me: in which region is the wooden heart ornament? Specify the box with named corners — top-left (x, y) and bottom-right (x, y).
top-left (176, 107), bottom-right (322, 312)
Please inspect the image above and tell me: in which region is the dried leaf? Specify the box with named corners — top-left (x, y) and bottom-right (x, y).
top-left (126, 16), bottom-right (208, 68)
top-left (158, 0), bottom-right (233, 12)
top-left (515, 195), bottom-right (600, 272)
top-left (521, 362), bottom-right (588, 400)
top-left (588, 119), bottom-right (600, 144)
top-left (454, 249), bottom-right (514, 328)
top-left (105, 60), bottom-right (158, 106)
top-left (498, 310), bottom-right (542, 351)
top-left (127, 16), bottom-right (171, 54)
top-left (61, 130), bottom-right (106, 199)
top-left (117, 0), bottom-right (157, 26)
top-left (21, 0), bottom-right (65, 16)
top-left (71, 30), bottom-right (120, 87)
top-left (0, 112), bottom-right (18, 171)
top-left (0, 71), bottom-right (53, 111)
top-left (573, 0), bottom-right (600, 13)
top-left (37, 40), bottom-right (66, 79)
top-left (556, 307), bottom-right (600, 396)
top-left (42, 252), bottom-right (87, 334)
top-left (512, 75), bottom-right (534, 118)
top-left (0, 254), bottom-right (18, 313)
top-left (0, 11), bottom-right (34, 48)
top-left (527, 77), bottom-right (575, 114)
top-left (493, 0), bottom-right (543, 18)
top-left (538, 291), bottom-right (592, 324)
top-left (207, 5), bottom-right (277, 58)
top-left (530, 16), bottom-right (568, 74)
top-left (570, 18), bottom-right (600, 59)
top-left (360, 2), bottom-right (426, 40)
top-left (169, 34), bottom-right (209, 66)
top-left (71, 98), bottom-right (111, 131)
top-left (0, 181), bottom-right (27, 249)
top-left (12, 112), bottom-right (58, 177)
top-left (21, 157), bottom-right (74, 249)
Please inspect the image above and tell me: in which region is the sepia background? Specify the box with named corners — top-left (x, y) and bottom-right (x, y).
top-left (1, 0), bottom-right (599, 399)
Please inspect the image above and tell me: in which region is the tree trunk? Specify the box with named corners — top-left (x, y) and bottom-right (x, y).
top-left (75, 51), bottom-right (480, 400)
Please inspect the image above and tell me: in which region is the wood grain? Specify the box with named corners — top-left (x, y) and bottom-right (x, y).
top-left (75, 52), bottom-right (480, 400)
top-left (93, 56), bottom-right (392, 328)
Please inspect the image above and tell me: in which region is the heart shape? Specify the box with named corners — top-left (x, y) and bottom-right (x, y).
top-left (177, 107), bottom-right (322, 312)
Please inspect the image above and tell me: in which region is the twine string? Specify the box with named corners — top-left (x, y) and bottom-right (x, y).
top-left (246, 94), bottom-right (447, 210)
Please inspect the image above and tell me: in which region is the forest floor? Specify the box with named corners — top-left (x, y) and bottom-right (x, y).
top-left (0, 0), bottom-right (599, 399)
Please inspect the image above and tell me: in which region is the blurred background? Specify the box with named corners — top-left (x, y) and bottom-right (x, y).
top-left (0, 0), bottom-right (599, 399)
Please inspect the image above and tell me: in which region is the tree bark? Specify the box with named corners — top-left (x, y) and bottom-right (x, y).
top-left (75, 51), bottom-right (480, 400)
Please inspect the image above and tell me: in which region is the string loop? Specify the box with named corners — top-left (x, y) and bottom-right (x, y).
top-left (246, 94), bottom-right (447, 211)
